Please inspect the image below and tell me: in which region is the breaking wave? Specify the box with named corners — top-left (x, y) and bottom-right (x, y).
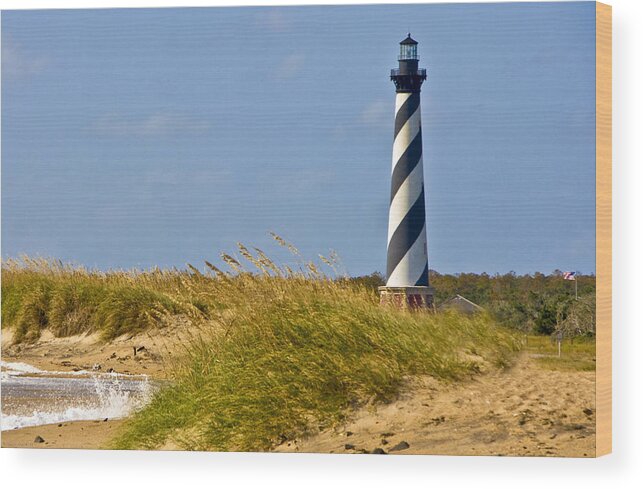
top-left (1, 362), bottom-right (154, 431)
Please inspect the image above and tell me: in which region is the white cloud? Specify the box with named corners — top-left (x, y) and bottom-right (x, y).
top-left (1, 40), bottom-right (47, 78)
top-left (92, 112), bottom-right (210, 137)
top-left (274, 53), bottom-right (305, 80)
top-left (359, 99), bottom-right (391, 127)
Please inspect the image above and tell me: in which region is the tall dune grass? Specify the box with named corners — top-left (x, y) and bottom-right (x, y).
top-left (1, 257), bottom-right (204, 342)
top-left (112, 306), bottom-right (518, 451)
top-left (2, 236), bottom-right (521, 451)
top-left (112, 237), bottom-right (519, 451)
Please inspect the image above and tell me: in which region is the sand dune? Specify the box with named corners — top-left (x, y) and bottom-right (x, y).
top-left (274, 353), bottom-right (596, 457)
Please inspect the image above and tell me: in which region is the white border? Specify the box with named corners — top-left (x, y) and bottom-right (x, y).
top-left (1, 0), bottom-right (641, 487)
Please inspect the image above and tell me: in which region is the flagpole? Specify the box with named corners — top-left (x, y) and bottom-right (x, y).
top-left (575, 273), bottom-right (578, 300)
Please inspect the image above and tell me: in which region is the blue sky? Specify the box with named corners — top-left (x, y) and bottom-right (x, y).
top-left (1, 2), bottom-right (596, 275)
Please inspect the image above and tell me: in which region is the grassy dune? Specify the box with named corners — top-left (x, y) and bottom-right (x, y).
top-left (111, 285), bottom-right (519, 451)
top-left (2, 237), bottom-right (521, 452)
top-left (1, 257), bottom-right (205, 342)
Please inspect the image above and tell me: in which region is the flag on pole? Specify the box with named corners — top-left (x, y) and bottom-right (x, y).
top-left (563, 271), bottom-right (576, 281)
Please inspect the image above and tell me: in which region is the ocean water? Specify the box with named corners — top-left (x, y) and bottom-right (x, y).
top-left (0, 361), bottom-right (154, 431)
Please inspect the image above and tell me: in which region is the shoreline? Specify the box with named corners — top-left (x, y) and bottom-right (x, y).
top-left (1, 419), bottom-right (126, 449)
top-left (0, 322), bottom-right (196, 380)
top-left (1, 326), bottom-right (179, 443)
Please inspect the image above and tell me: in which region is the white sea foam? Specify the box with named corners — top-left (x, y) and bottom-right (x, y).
top-left (1, 362), bottom-right (154, 431)
top-left (0, 360), bottom-right (44, 376)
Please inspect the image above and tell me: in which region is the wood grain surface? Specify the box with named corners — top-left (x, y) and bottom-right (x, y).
top-left (595, 1), bottom-right (612, 457)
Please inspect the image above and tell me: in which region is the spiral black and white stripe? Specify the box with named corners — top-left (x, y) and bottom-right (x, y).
top-left (385, 91), bottom-right (429, 287)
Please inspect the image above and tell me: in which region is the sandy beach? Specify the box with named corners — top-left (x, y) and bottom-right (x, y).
top-left (274, 353), bottom-right (596, 457)
top-left (1, 419), bottom-right (126, 449)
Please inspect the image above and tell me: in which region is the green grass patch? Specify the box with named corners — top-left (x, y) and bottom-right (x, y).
top-left (525, 335), bottom-right (596, 371)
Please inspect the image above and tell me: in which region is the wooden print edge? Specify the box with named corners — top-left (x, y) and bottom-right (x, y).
top-left (595, 0), bottom-right (612, 458)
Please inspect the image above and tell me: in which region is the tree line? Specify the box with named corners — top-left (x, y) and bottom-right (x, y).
top-left (348, 271), bottom-right (596, 337)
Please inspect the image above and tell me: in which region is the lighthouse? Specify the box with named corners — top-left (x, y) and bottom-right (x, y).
top-left (379, 34), bottom-right (435, 309)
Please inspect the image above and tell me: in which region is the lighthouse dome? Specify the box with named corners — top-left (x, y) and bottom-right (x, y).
top-left (399, 34), bottom-right (418, 60)
top-left (400, 34), bottom-right (418, 45)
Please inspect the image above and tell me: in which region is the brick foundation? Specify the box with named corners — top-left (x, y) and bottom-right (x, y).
top-left (378, 286), bottom-right (435, 311)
